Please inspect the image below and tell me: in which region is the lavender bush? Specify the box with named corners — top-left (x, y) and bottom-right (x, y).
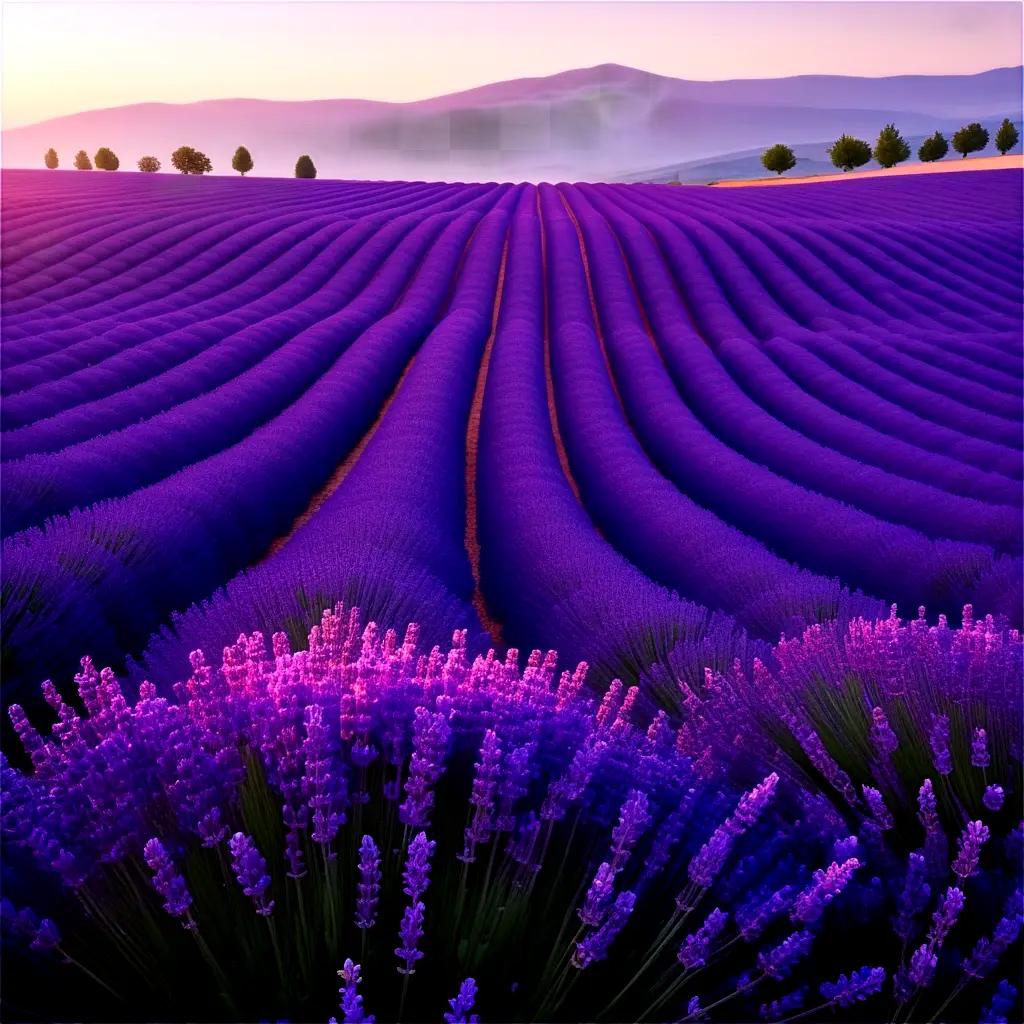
top-left (2, 602), bottom-right (1020, 1021)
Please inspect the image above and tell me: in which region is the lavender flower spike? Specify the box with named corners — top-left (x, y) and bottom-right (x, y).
top-left (337, 959), bottom-right (375, 1023)
top-left (579, 861), bottom-right (616, 927)
top-left (609, 789), bottom-right (651, 870)
top-left (444, 978), bottom-right (480, 1024)
top-left (983, 785), bottom-right (1005, 812)
top-left (927, 886), bottom-right (964, 949)
top-left (952, 820), bottom-right (990, 880)
top-left (395, 901), bottom-right (426, 975)
top-left (757, 929), bottom-right (815, 980)
top-left (228, 831), bottom-right (274, 916)
top-left (678, 907), bottom-right (728, 969)
top-left (572, 890), bottom-right (636, 969)
top-left (971, 727), bottom-right (991, 769)
top-left (819, 966), bottom-right (885, 1008)
top-left (863, 786), bottom-right (894, 830)
top-left (791, 858), bottom-right (860, 925)
top-left (980, 979), bottom-right (1019, 1024)
top-left (355, 835), bottom-right (381, 930)
top-left (929, 714), bottom-right (953, 776)
top-left (143, 838), bottom-right (194, 926)
top-left (402, 831), bottom-right (436, 904)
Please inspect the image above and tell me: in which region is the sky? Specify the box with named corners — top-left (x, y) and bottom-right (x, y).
top-left (2, 1), bottom-right (1021, 128)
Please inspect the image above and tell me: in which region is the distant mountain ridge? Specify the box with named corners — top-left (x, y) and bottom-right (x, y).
top-left (3, 63), bottom-right (1021, 182)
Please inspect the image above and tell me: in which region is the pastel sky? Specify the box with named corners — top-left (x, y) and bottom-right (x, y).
top-left (3, 1), bottom-right (1021, 128)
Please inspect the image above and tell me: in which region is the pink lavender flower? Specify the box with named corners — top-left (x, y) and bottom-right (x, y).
top-left (143, 837), bottom-right (194, 925)
top-left (791, 858), bottom-right (859, 925)
top-left (952, 820), bottom-right (990, 880)
top-left (731, 773), bottom-right (779, 830)
top-left (678, 907), bottom-right (728, 969)
top-left (228, 832), bottom-right (274, 916)
top-left (444, 978), bottom-right (479, 1024)
top-left (355, 835), bottom-right (381, 930)
top-left (820, 966), bottom-right (885, 1007)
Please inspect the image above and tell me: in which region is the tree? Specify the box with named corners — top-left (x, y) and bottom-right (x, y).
top-left (995, 118), bottom-right (1019, 156)
top-left (170, 146), bottom-right (213, 175)
top-left (951, 122), bottom-right (989, 159)
top-left (44, 148), bottom-right (59, 170)
top-left (137, 156), bottom-right (161, 173)
top-left (94, 147), bottom-right (120, 171)
top-left (232, 146), bottom-right (254, 176)
top-left (873, 123), bottom-right (910, 169)
top-left (917, 131), bottom-right (949, 163)
top-left (761, 144), bottom-right (797, 176)
top-left (828, 135), bottom-right (872, 172)
top-left (294, 154), bottom-right (317, 179)
top-left (73, 150), bottom-right (92, 170)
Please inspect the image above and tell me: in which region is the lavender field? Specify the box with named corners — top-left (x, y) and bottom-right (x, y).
top-left (1, 166), bottom-right (1022, 1023)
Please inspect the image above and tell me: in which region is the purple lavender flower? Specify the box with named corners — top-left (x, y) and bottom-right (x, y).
top-left (228, 832), bottom-right (274, 916)
top-left (791, 858), bottom-right (859, 925)
top-left (399, 709), bottom-right (450, 828)
top-left (963, 899), bottom-right (1024, 980)
top-left (444, 978), bottom-right (479, 1024)
top-left (894, 852), bottom-right (931, 942)
top-left (983, 785), bottom-right (1005, 812)
top-left (862, 786), bottom-right (893, 830)
top-left (285, 828), bottom-right (307, 879)
top-left (460, 730), bottom-right (503, 860)
top-left (572, 890), bottom-right (635, 969)
top-left (737, 885), bottom-right (796, 941)
top-left (402, 831), bottom-right (436, 904)
top-left (731, 773), bottom-right (779, 829)
top-left (685, 995), bottom-right (708, 1020)
top-left (869, 706), bottom-right (899, 757)
top-left (395, 900), bottom-right (425, 975)
top-left (579, 861), bottom-right (616, 927)
top-left (952, 820), bottom-right (990, 880)
top-left (355, 835), bottom-right (381, 930)
top-left (929, 715), bottom-right (953, 776)
top-left (678, 907), bottom-right (728, 969)
top-left (759, 987), bottom-right (807, 1020)
top-left (907, 943), bottom-right (937, 989)
top-left (30, 918), bottom-right (62, 951)
top-left (757, 929), bottom-right (815, 980)
top-left (609, 789), bottom-right (651, 870)
top-left (143, 837), bottom-right (194, 925)
top-left (687, 827), bottom-right (733, 891)
top-left (336, 959), bottom-right (374, 1023)
top-left (927, 886), bottom-right (964, 948)
top-left (819, 966), bottom-right (885, 1007)
top-left (971, 727), bottom-right (991, 769)
top-left (981, 979), bottom-right (1019, 1024)
top-left (917, 778), bottom-right (940, 834)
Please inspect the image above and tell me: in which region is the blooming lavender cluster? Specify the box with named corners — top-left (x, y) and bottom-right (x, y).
top-left (2, 602), bottom-right (1020, 1022)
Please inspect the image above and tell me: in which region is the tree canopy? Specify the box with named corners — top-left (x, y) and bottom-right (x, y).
top-left (73, 150), bottom-right (92, 171)
top-left (232, 146), bottom-right (254, 176)
top-left (44, 148), bottom-right (59, 170)
top-left (951, 122), bottom-right (989, 159)
top-left (760, 144), bottom-right (797, 176)
top-left (995, 118), bottom-right (1019, 156)
top-left (873, 124), bottom-right (910, 169)
top-left (170, 147), bottom-right (213, 175)
top-left (827, 135), bottom-right (872, 172)
top-left (94, 147), bottom-right (120, 171)
top-left (917, 131), bottom-right (949, 163)
top-left (294, 154), bottom-right (317, 179)
top-left (137, 156), bottom-right (162, 173)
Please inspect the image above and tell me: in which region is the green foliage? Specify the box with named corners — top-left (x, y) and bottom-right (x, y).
top-left (760, 143), bottom-right (796, 175)
top-left (917, 131), bottom-right (949, 163)
top-left (232, 146), bottom-right (254, 176)
top-left (73, 149), bottom-right (92, 171)
top-left (995, 118), bottom-right (1019, 156)
top-left (170, 146), bottom-right (213, 175)
top-left (43, 148), bottom-right (58, 170)
top-left (827, 135), bottom-right (871, 172)
top-left (872, 123), bottom-right (910, 169)
top-left (294, 154), bottom-right (317, 179)
top-left (94, 147), bottom-right (120, 171)
top-left (951, 122), bottom-right (989, 158)
top-left (137, 156), bottom-right (161, 173)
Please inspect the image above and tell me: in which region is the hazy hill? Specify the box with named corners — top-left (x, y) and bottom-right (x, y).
top-left (3, 63), bottom-right (1021, 182)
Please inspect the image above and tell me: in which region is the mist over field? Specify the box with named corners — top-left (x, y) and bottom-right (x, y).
top-left (3, 62), bottom-right (1021, 181)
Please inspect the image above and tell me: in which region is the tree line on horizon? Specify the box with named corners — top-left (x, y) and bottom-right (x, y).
top-left (761, 117), bottom-right (1018, 176)
top-left (42, 146), bottom-right (319, 178)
